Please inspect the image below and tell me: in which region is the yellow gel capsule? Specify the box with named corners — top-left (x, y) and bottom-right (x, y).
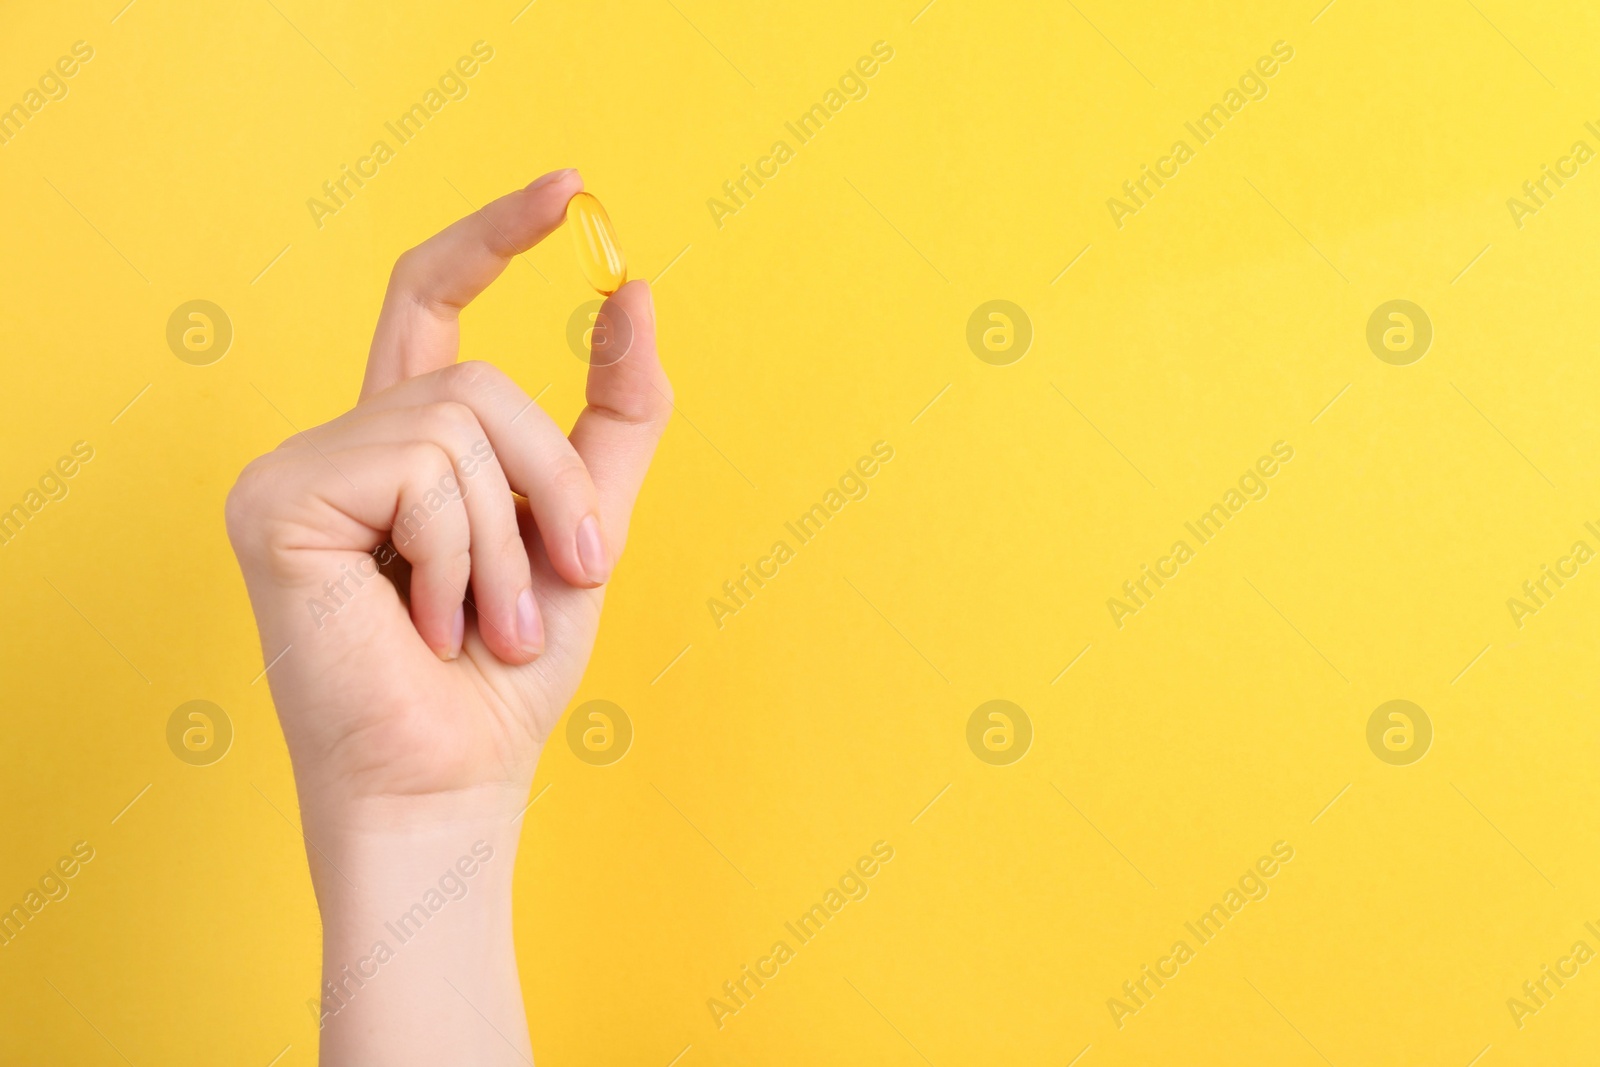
top-left (566, 192), bottom-right (628, 295)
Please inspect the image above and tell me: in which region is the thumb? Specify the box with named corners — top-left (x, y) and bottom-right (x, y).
top-left (567, 280), bottom-right (672, 558)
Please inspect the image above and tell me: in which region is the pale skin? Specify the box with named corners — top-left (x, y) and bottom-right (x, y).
top-left (225, 168), bottom-right (669, 1065)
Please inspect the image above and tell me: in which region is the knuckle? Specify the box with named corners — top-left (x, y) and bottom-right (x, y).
top-left (442, 359), bottom-right (504, 398)
top-left (390, 245), bottom-right (426, 288)
top-left (224, 457), bottom-right (314, 579)
top-left (419, 400), bottom-right (480, 441)
top-left (600, 375), bottom-right (672, 430)
top-left (443, 539), bottom-right (472, 570)
top-left (547, 457), bottom-right (596, 501)
top-left (647, 372), bottom-right (675, 424)
top-left (435, 541), bottom-right (474, 585)
top-left (405, 440), bottom-right (456, 483)
top-left (500, 526), bottom-right (531, 569)
top-left (223, 456), bottom-right (281, 544)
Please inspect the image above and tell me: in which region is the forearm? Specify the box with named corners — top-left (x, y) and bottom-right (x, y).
top-left (304, 789), bottom-right (532, 1066)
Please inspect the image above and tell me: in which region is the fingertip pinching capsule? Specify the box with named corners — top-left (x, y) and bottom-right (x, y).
top-left (565, 191), bottom-right (628, 296)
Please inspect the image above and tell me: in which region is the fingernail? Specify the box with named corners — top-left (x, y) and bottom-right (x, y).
top-left (576, 515), bottom-right (612, 585)
top-left (516, 588), bottom-right (543, 653)
top-left (529, 168), bottom-right (577, 191)
top-left (447, 605), bottom-right (465, 660)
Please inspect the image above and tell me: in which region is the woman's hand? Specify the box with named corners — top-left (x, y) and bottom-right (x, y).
top-left (228, 167), bottom-right (667, 817)
top-left (224, 169), bottom-right (670, 1064)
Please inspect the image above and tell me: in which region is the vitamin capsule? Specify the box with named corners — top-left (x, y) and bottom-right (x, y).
top-left (565, 192), bottom-right (628, 295)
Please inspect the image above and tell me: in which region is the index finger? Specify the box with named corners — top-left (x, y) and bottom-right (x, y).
top-left (361, 168), bottom-right (584, 399)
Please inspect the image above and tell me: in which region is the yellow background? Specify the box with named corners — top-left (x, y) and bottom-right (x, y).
top-left (3, 0), bottom-right (1599, 1062)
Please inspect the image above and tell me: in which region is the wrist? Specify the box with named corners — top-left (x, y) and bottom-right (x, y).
top-left (300, 786), bottom-right (533, 1066)
top-left (300, 783), bottom-right (527, 901)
